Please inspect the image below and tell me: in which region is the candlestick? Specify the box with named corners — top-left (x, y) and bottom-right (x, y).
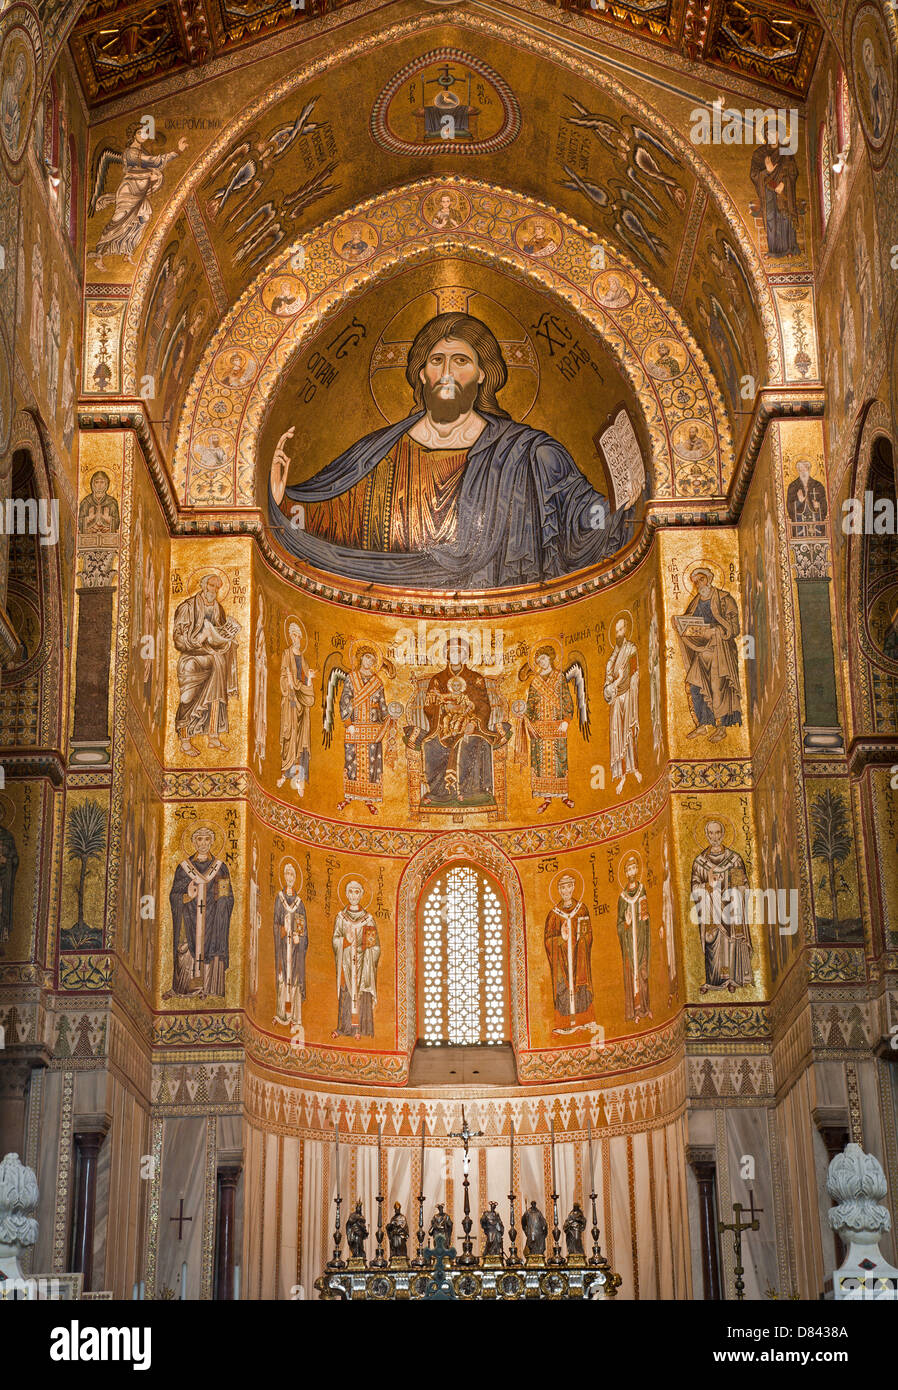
top-left (413, 1111), bottom-right (426, 1267)
top-left (328, 1119), bottom-right (346, 1269)
top-left (507, 1121), bottom-right (520, 1266)
top-left (587, 1116), bottom-right (601, 1267)
top-left (373, 1122), bottom-right (387, 1268)
top-left (548, 1117), bottom-right (563, 1267)
top-left (179, 1261), bottom-right (187, 1301)
top-left (550, 1117), bottom-right (558, 1195)
top-left (334, 1117), bottom-right (341, 1201)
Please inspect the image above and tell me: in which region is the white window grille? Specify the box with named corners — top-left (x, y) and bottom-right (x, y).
top-left (421, 865), bottom-right (507, 1045)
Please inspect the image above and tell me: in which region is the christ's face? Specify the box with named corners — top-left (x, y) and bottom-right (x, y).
top-left (706, 821), bottom-right (725, 851)
top-left (193, 829), bottom-right (214, 859)
top-left (284, 863), bottom-right (296, 891)
top-left (346, 880), bottom-right (364, 908)
top-left (420, 337), bottom-right (484, 424)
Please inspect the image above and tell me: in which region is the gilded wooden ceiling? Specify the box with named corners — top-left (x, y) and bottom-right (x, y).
top-left (69, 0), bottom-right (824, 106)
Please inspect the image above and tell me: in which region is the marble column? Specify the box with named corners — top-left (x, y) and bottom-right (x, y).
top-left (70, 1115), bottom-right (111, 1292)
top-left (0, 1045), bottom-right (51, 1159)
top-left (215, 1164), bottom-right (242, 1300)
top-left (687, 1145), bottom-right (722, 1301)
top-left (813, 1108), bottom-right (850, 1269)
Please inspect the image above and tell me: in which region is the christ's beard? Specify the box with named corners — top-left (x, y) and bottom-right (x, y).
top-left (423, 376), bottom-right (479, 424)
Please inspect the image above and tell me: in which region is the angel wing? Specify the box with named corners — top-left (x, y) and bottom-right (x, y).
top-left (321, 652), bottom-right (348, 748)
top-left (517, 659), bottom-right (535, 685)
top-left (564, 656), bottom-right (591, 740)
top-left (88, 144), bottom-right (123, 218)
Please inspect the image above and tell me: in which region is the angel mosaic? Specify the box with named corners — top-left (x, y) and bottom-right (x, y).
top-left (322, 642), bottom-right (401, 814)
top-left (88, 124), bottom-right (188, 270)
top-left (512, 641), bottom-right (589, 812)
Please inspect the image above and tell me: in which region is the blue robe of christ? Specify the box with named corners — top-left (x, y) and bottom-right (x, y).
top-left (269, 411), bottom-right (639, 589)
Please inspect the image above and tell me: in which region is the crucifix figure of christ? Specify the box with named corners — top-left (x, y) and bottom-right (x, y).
top-left (170, 1198), bottom-right (193, 1241)
top-left (718, 1191), bottom-right (762, 1301)
top-left (449, 1106), bottom-right (484, 1267)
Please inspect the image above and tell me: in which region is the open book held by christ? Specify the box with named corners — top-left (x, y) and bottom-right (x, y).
top-left (269, 313), bottom-right (643, 590)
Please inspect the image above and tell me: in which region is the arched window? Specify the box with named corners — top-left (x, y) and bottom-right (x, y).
top-left (419, 863), bottom-right (508, 1045)
top-left (818, 123), bottom-right (833, 231)
top-left (837, 68), bottom-right (852, 156)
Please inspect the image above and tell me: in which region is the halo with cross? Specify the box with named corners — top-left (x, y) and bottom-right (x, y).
top-left (368, 286), bottom-right (541, 423)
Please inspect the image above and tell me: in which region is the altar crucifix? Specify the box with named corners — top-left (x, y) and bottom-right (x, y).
top-left (449, 1107), bottom-right (484, 1266)
top-left (718, 1191), bottom-right (762, 1300)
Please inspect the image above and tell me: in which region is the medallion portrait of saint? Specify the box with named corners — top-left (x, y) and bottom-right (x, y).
top-left (277, 617), bottom-right (315, 796)
top-left (331, 877), bottom-right (380, 1039)
top-left (322, 642), bottom-right (400, 813)
top-left (165, 824), bottom-right (234, 1000)
top-left (544, 870), bottom-right (597, 1035)
top-left (269, 311), bottom-right (639, 589)
top-left (513, 641), bottom-right (589, 812)
top-left (173, 571), bottom-right (240, 756)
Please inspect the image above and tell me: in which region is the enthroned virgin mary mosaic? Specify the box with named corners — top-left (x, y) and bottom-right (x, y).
top-left (268, 309), bottom-right (644, 589)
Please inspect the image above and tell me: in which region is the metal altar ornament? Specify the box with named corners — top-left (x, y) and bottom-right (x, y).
top-left (315, 1116), bottom-right (622, 1300)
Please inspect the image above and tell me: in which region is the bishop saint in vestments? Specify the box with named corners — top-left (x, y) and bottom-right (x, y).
top-left (544, 875), bottom-right (594, 1032)
top-left (616, 858), bottom-right (651, 1021)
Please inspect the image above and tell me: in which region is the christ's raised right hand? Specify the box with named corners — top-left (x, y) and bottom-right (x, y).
top-left (271, 427), bottom-right (294, 506)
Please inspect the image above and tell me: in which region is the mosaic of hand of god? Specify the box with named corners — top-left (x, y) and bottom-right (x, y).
top-left (268, 310), bottom-right (645, 589)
